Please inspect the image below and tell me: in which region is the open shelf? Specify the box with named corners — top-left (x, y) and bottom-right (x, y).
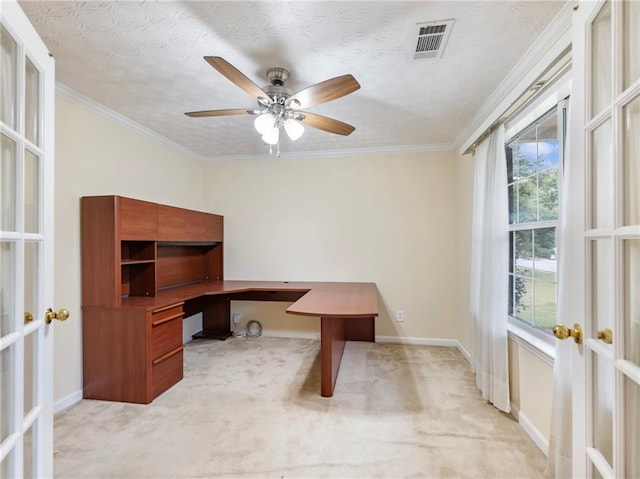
top-left (121, 262), bottom-right (156, 298)
top-left (121, 240), bottom-right (155, 264)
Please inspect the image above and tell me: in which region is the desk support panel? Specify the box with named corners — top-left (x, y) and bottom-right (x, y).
top-left (320, 315), bottom-right (375, 397)
top-left (189, 295), bottom-right (233, 340)
top-left (321, 316), bottom-right (346, 397)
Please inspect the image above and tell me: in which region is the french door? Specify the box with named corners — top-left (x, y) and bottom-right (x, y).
top-left (567, 1), bottom-right (640, 477)
top-left (0, 1), bottom-right (56, 477)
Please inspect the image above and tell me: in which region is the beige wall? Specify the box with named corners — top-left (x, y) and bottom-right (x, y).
top-left (204, 152), bottom-right (461, 340)
top-left (53, 94), bottom-right (207, 403)
top-left (509, 340), bottom-right (553, 444)
top-left (455, 153), bottom-right (475, 353)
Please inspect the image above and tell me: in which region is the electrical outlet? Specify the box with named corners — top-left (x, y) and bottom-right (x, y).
top-left (232, 313), bottom-right (240, 324)
top-left (396, 310), bottom-right (404, 322)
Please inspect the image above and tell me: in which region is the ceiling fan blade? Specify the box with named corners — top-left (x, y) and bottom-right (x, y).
top-left (185, 108), bottom-right (249, 118)
top-left (204, 56), bottom-right (268, 101)
top-left (300, 112), bottom-right (355, 136)
top-left (287, 74), bottom-right (360, 109)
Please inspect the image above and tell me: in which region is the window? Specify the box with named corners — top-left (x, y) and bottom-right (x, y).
top-left (506, 105), bottom-right (565, 333)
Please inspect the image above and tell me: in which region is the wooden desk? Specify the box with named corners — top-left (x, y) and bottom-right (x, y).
top-left (81, 196), bottom-right (377, 402)
top-left (121, 281), bottom-right (378, 398)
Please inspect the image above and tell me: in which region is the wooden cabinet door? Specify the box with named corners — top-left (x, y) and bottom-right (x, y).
top-left (207, 214), bottom-right (224, 242)
top-left (119, 197), bottom-right (157, 239)
top-left (184, 210), bottom-right (207, 241)
top-left (158, 207), bottom-right (223, 242)
top-left (157, 204), bottom-right (185, 241)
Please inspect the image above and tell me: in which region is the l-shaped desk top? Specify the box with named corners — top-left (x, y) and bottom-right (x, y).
top-left (121, 280), bottom-right (379, 397)
top-left (122, 280), bottom-right (379, 319)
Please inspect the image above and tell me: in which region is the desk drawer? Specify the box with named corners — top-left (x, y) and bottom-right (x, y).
top-left (152, 347), bottom-right (183, 398)
top-left (150, 304), bottom-right (184, 360)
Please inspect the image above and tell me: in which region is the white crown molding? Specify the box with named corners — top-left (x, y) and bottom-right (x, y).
top-left (204, 142), bottom-right (455, 163)
top-left (55, 83), bottom-right (207, 162)
top-left (455, 2), bottom-right (573, 156)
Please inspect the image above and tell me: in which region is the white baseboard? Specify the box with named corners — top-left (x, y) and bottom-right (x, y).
top-left (54, 390), bottom-right (83, 414)
top-left (256, 332), bottom-right (469, 358)
top-left (376, 336), bottom-right (471, 364)
top-left (511, 402), bottom-right (549, 456)
top-left (376, 335), bottom-right (459, 347)
top-left (455, 341), bottom-right (471, 364)
top-left (510, 402), bottom-right (520, 421)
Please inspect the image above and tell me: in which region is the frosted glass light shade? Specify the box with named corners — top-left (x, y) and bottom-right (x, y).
top-left (262, 126), bottom-right (279, 145)
top-left (254, 113), bottom-right (275, 135)
top-left (284, 119), bottom-right (304, 141)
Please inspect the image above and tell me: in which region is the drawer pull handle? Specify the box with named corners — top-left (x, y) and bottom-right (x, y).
top-left (152, 312), bottom-right (184, 327)
top-left (152, 302), bottom-right (184, 314)
top-left (153, 346), bottom-right (183, 365)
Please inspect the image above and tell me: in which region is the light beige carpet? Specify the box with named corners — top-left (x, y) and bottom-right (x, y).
top-left (54, 338), bottom-right (547, 478)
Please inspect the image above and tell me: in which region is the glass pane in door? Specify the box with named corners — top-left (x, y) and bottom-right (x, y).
top-left (591, 1), bottom-right (612, 118)
top-left (590, 120), bottom-right (613, 229)
top-left (625, 375), bottom-right (640, 479)
top-left (1, 345), bottom-right (14, 443)
top-left (24, 241), bottom-right (38, 415)
top-left (591, 240), bottom-right (614, 336)
top-left (0, 241), bottom-right (16, 336)
top-left (623, 95), bottom-right (640, 226)
top-left (24, 150), bottom-right (40, 234)
top-left (592, 353), bottom-right (614, 466)
top-left (1, 133), bottom-right (17, 231)
top-left (23, 423), bottom-right (34, 478)
top-left (24, 331), bottom-right (36, 415)
top-left (592, 464), bottom-right (605, 479)
top-left (624, 0), bottom-right (640, 89)
top-left (0, 449), bottom-right (12, 479)
top-left (624, 240), bottom-right (640, 366)
top-left (25, 57), bottom-right (40, 146)
top-left (24, 241), bottom-right (38, 323)
top-left (0, 25), bottom-right (17, 129)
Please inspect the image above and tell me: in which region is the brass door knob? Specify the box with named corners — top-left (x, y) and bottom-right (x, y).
top-left (45, 308), bottom-right (70, 324)
top-left (553, 323), bottom-right (583, 344)
top-left (597, 328), bottom-right (613, 344)
top-left (24, 312), bottom-right (34, 324)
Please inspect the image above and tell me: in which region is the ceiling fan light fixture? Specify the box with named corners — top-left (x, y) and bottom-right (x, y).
top-left (262, 126), bottom-right (280, 145)
top-left (254, 113), bottom-right (276, 135)
top-left (284, 119), bottom-right (304, 141)
top-left (186, 57), bottom-right (360, 156)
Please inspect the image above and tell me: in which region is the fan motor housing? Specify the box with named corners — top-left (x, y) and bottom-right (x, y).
top-left (263, 67), bottom-right (293, 100)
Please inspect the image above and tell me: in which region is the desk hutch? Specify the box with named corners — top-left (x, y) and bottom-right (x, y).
top-left (81, 195), bottom-right (224, 403)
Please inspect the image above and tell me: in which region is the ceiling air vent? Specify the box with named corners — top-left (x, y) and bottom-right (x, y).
top-left (413, 19), bottom-right (454, 60)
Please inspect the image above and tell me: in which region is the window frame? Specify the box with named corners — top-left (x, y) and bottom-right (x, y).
top-left (507, 106), bottom-right (562, 332)
top-left (504, 87), bottom-right (570, 359)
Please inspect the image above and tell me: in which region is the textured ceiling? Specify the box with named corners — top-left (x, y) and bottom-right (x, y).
top-left (19, 1), bottom-right (565, 160)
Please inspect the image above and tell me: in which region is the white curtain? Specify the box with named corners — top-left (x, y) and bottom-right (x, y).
top-left (547, 100), bottom-right (572, 478)
top-left (470, 125), bottom-right (510, 413)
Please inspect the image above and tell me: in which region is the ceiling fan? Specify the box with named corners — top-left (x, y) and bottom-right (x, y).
top-left (185, 56), bottom-right (361, 154)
